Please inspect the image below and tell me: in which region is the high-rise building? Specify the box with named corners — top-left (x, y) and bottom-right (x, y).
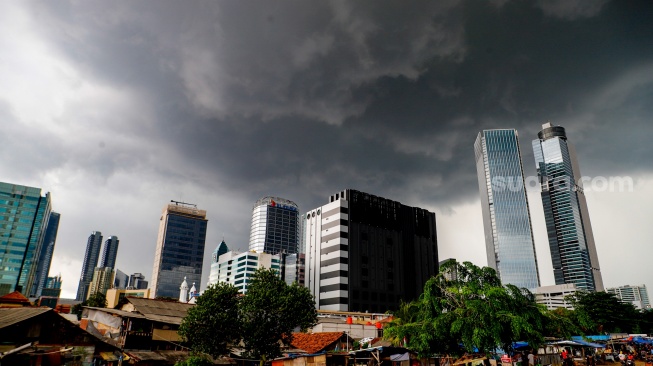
top-left (305, 189), bottom-right (438, 313)
top-left (76, 231), bottom-right (103, 301)
top-left (33, 212), bottom-right (61, 297)
top-left (0, 182), bottom-right (52, 296)
top-left (150, 201), bottom-right (207, 299)
top-left (42, 274), bottom-right (63, 298)
top-left (533, 123), bottom-right (603, 291)
top-left (474, 129), bottom-right (540, 290)
top-left (249, 197), bottom-right (300, 255)
top-left (87, 267), bottom-right (115, 299)
top-left (606, 285), bottom-right (650, 310)
top-left (100, 236), bottom-right (119, 269)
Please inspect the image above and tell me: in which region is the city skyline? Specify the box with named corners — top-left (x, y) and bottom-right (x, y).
top-left (1, 1), bottom-right (652, 299)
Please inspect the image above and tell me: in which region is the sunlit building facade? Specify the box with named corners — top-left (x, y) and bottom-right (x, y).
top-left (209, 250), bottom-right (282, 293)
top-left (0, 182), bottom-right (52, 296)
top-left (474, 129), bottom-right (540, 290)
top-left (150, 202), bottom-right (207, 299)
top-left (533, 123), bottom-right (603, 291)
top-left (249, 197), bottom-right (300, 255)
top-left (87, 267), bottom-right (115, 299)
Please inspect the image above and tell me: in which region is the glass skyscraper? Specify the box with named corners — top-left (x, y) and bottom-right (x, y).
top-left (99, 235), bottom-right (119, 269)
top-left (532, 123), bottom-right (603, 291)
top-left (474, 129), bottom-right (540, 290)
top-left (0, 182), bottom-right (52, 296)
top-left (150, 202), bottom-right (207, 298)
top-left (76, 231), bottom-right (103, 301)
top-left (249, 196), bottom-right (300, 255)
top-left (33, 211), bottom-right (60, 297)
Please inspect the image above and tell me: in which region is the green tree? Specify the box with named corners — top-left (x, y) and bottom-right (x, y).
top-left (178, 282), bottom-right (241, 359)
top-left (239, 268), bottom-right (318, 366)
top-left (567, 291), bottom-right (641, 333)
top-left (72, 292), bottom-right (108, 320)
top-left (175, 353), bottom-right (214, 366)
top-left (384, 261), bottom-right (551, 356)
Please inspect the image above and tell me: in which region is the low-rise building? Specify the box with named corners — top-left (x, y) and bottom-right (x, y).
top-left (0, 307), bottom-right (120, 365)
top-left (209, 250), bottom-right (283, 293)
top-left (83, 297), bottom-right (193, 351)
top-left (535, 284), bottom-right (578, 310)
top-left (606, 284), bottom-right (650, 310)
top-left (105, 288), bottom-right (151, 308)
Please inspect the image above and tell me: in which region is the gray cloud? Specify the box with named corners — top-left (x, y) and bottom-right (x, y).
top-left (2, 0), bottom-right (653, 297)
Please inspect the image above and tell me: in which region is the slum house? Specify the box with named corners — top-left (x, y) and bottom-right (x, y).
top-left (266, 332), bottom-right (354, 366)
top-left (348, 346), bottom-right (419, 366)
top-left (0, 290), bottom-right (32, 308)
top-left (83, 297), bottom-right (194, 364)
top-left (0, 307), bottom-right (120, 365)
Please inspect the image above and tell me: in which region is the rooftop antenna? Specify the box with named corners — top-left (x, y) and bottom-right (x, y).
top-left (170, 200), bottom-right (197, 208)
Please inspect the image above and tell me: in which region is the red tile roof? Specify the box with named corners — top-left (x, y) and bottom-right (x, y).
top-left (291, 332), bottom-right (344, 354)
top-left (0, 291), bottom-right (31, 304)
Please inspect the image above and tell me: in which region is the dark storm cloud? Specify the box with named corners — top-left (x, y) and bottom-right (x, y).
top-left (22, 0), bottom-right (653, 213)
top-left (5, 0), bottom-right (653, 297)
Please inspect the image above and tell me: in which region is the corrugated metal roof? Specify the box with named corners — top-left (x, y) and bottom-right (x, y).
top-left (125, 298), bottom-right (193, 323)
top-left (86, 299), bottom-right (191, 325)
top-left (0, 307), bottom-right (51, 329)
top-left (85, 306), bottom-right (146, 319)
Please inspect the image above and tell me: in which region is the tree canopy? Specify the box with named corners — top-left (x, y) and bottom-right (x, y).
top-left (240, 269), bottom-right (318, 365)
top-left (178, 268), bottom-right (317, 365)
top-left (72, 292), bottom-right (108, 320)
top-left (567, 290), bottom-right (641, 333)
top-left (178, 282), bottom-right (242, 359)
top-left (384, 261), bottom-right (562, 356)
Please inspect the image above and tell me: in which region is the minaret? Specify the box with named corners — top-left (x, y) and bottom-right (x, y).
top-left (190, 282), bottom-right (197, 299)
top-left (179, 277), bottom-right (189, 303)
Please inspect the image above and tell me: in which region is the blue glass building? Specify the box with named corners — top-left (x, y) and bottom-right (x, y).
top-left (150, 202), bottom-right (207, 298)
top-left (0, 182), bottom-right (52, 296)
top-left (532, 123), bottom-right (603, 291)
top-left (33, 211), bottom-right (60, 297)
top-left (474, 129), bottom-right (540, 290)
top-left (76, 231), bottom-right (103, 300)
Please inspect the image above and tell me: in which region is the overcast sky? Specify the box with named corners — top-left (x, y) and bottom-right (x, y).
top-left (2, 0), bottom-right (652, 300)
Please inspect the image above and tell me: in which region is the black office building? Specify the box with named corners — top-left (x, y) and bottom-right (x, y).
top-left (305, 189), bottom-right (438, 313)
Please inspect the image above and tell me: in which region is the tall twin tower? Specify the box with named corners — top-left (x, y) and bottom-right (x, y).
top-left (474, 123), bottom-right (603, 292)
